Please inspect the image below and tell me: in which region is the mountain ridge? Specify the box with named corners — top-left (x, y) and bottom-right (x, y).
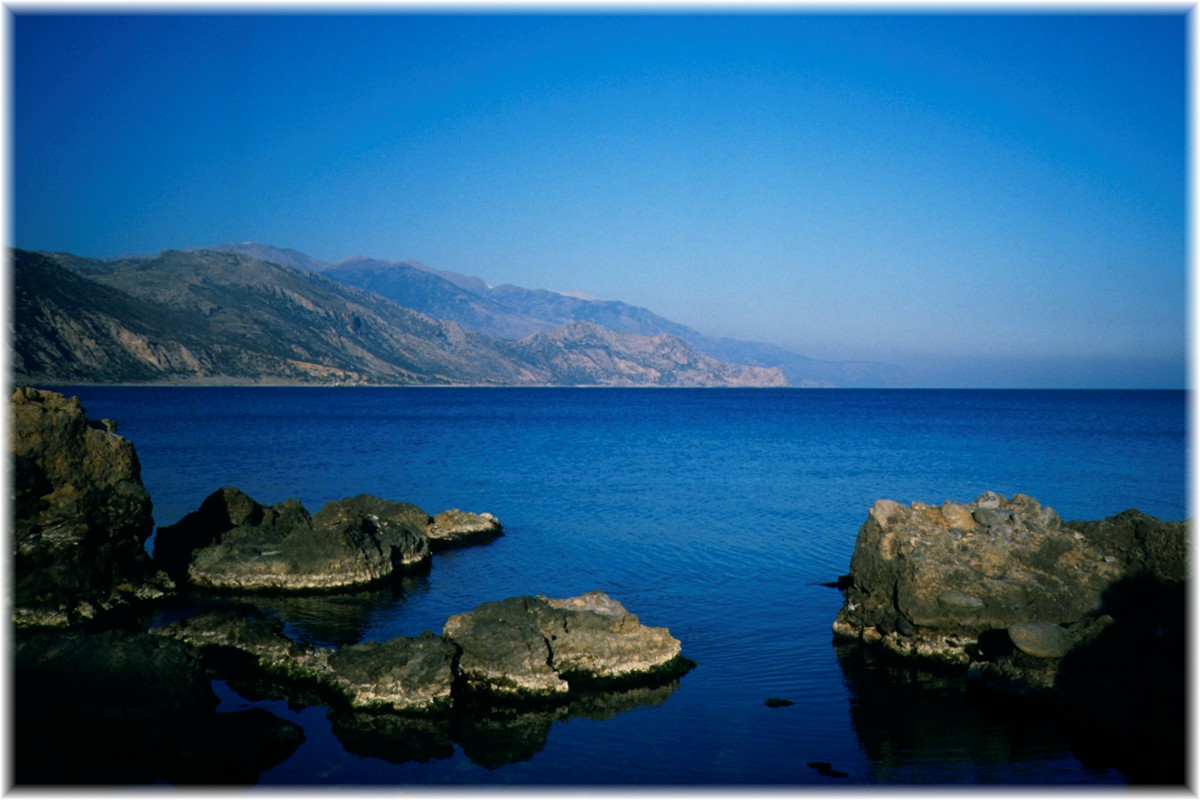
top-left (213, 242), bottom-right (903, 387)
top-left (12, 248), bottom-right (786, 388)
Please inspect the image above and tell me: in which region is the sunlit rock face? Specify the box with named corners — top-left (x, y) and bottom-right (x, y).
top-left (833, 491), bottom-right (1187, 674)
top-left (11, 387), bottom-right (173, 627)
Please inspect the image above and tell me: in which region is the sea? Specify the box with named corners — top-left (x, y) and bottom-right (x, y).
top-left (58, 387), bottom-right (1188, 786)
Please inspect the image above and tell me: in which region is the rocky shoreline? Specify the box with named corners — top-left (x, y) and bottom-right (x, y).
top-left (10, 387), bottom-right (1187, 784)
top-left (11, 387), bottom-right (693, 783)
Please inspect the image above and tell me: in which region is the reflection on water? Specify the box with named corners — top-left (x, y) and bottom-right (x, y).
top-left (330, 681), bottom-right (682, 770)
top-left (190, 571), bottom-right (433, 648)
top-left (834, 641), bottom-right (1121, 784)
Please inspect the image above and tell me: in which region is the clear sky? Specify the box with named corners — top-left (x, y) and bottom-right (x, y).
top-left (9, 9), bottom-right (1189, 388)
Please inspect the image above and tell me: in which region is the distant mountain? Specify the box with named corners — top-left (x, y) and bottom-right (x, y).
top-left (11, 248), bottom-right (785, 387)
top-left (214, 243), bottom-right (902, 387)
top-left (501, 322), bottom-right (787, 388)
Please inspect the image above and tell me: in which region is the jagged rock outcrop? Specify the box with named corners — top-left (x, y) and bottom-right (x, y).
top-left (154, 488), bottom-right (433, 592)
top-left (832, 491), bottom-right (1187, 681)
top-left (445, 591), bottom-right (692, 701)
top-left (427, 509), bottom-right (503, 550)
top-left (10, 387), bottom-right (173, 626)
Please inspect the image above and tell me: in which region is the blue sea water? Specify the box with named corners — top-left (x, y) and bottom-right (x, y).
top-left (60, 387), bottom-right (1188, 786)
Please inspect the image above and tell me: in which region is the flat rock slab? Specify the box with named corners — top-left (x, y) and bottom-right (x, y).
top-left (444, 590), bottom-right (687, 700)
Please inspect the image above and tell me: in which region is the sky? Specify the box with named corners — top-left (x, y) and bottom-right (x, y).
top-left (8, 8), bottom-right (1190, 388)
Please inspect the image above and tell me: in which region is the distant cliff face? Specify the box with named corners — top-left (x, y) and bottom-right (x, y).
top-left (11, 248), bottom-right (787, 388)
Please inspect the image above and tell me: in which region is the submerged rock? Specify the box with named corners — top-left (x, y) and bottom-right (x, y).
top-left (444, 590), bottom-right (692, 701)
top-left (155, 489), bottom-right (432, 592)
top-left (11, 387), bottom-right (173, 627)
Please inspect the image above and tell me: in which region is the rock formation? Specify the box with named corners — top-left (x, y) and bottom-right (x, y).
top-left (832, 491), bottom-right (1187, 673)
top-left (155, 590), bottom-right (692, 714)
top-left (445, 591), bottom-right (692, 700)
top-left (10, 387), bottom-right (173, 626)
top-left (835, 491), bottom-right (1190, 786)
top-left (154, 488), bottom-right (433, 591)
top-left (155, 488), bottom-right (504, 592)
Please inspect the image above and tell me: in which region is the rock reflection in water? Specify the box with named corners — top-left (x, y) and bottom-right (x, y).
top-left (329, 710), bottom-right (456, 764)
top-left (833, 640), bottom-right (1109, 783)
top-left (329, 680), bottom-right (681, 770)
top-left (212, 571), bottom-right (430, 647)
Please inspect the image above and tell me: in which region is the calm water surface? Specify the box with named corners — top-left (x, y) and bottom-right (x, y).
top-left (62, 387), bottom-right (1188, 785)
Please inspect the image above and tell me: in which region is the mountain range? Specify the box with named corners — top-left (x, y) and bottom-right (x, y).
top-left (10, 243), bottom-right (901, 388)
top-left (220, 243), bottom-right (902, 387)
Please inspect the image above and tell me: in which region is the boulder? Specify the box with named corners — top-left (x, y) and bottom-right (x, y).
top-left (154, 489), bottom-right (432, 592)
top-left (427, 509), bottom-right (503, 550)
top-left (1007, 620), bottom-right (1073, 659)
top-left (444, 590), bottom-right (692, 701)
top-left (833, 492), bottom-right (1187, 671)
top-left (10, 387), bottom-right (173, 627)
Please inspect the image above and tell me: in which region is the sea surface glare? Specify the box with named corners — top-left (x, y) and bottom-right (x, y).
top-left (64, 387), bottom-right (1188, 785)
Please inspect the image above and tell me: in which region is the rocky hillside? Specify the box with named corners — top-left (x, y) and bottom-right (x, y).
top-left (501, 322), bottom-right (787, 387)
top-left (217, 243), bottom-right (902, 387)
top-left (11, 248), bottom-right (785, 387)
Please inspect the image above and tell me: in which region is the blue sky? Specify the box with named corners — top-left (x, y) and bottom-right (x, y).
top-left (9, 10), bottom-right (1188, 388)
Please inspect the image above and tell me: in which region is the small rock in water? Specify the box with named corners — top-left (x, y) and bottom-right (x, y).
top-left (764, 697), bottom-right (794, 708)
top-left (807, 761), bottom-right (849, 778)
